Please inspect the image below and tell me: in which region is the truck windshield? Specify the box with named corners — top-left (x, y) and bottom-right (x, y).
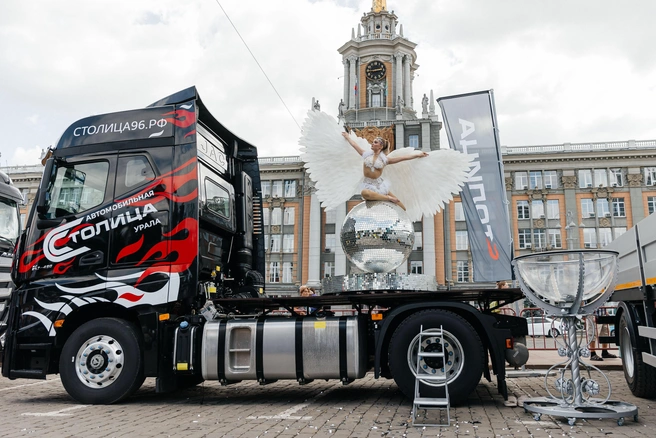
top-left (0, 198), bottom-right (20, 250)
top-left (42, 161), bottom-right (109, 219)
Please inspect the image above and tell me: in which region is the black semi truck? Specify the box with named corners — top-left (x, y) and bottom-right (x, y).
top-left (1, 87), bottom-right (527, 405)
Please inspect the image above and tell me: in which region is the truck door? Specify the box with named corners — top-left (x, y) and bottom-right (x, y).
top-left (107, 152), bottom-right (174, 308)
top-left (14, 157), bottom-right (114, 338)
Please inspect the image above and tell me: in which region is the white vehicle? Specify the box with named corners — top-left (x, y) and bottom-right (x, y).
top-left (606, 213), bottom-right (656, 398)
top-left (526, 316), bottom-right (563, 337)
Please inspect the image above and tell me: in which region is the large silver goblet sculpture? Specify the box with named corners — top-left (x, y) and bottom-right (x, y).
top-left (513, 250), bottom-right (638, 426)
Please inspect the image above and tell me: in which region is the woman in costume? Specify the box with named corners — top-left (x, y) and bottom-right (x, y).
top-left (341, 131), bottom-right (427, 210)
top-left (299, 110), bottom-right (472, 222)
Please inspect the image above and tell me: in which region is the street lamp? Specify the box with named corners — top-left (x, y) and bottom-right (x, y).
top-left (564, 210), bottom-right (585, 250)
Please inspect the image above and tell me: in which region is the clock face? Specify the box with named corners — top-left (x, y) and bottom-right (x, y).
top-left (366, 61), bottom-right (386, 81)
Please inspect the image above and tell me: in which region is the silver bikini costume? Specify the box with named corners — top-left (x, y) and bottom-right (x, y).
top-left (361, 150), bottom-right (391, 194)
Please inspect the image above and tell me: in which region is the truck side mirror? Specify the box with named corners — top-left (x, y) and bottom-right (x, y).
top-left (36, 157), bottom-right (55, 215)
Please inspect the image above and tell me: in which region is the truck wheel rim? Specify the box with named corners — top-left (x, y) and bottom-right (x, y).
top-left (407, 328), bottom-right (464, 386)
top-left (74, 335), bottom-right (125, 389)
top-left (620, 326), bottom-right (634, 378)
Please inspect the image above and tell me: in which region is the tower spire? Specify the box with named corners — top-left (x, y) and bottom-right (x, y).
top-left (372, 0), bottom-right (386, 13)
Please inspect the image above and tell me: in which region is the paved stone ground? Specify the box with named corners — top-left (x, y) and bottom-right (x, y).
top-left (0, 371), bottom-right (653, 437)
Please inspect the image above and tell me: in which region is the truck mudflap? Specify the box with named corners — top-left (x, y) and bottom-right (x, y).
top-left (201, 315), bottom-right (367, 383)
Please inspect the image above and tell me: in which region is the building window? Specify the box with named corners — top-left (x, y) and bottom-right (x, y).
top-left (410, 261), bottom-right (423, 274)
top-left (594, 169), bottom-right (608, 187)
top-left (517, 200), bottom-right (529, 219)
top-left (581, 198), bottom-right (594, 217)
top-left (261, 181), bottom-right (271, 197)
top-left (532, 229), bottom-right (547, 249)
top-left (269, 262), bottom-right (280, 283)
top-left (263, 208), bottom-right (270, 226)
top-left (264, 234), bottom-right (269, 251)
top-left (272, 180), bottom-right (283, 197)
top-left (546, 199), bottom-right (559, 219)
top-left (579, 169), bottom-right (593, 188)
top-left (529, 171), bottom-right (543, 190)
top-left (271, 207), bottom-right (282, 225)
top-left (515, 172), bottom-right (528, 190)
top-left (283, 234), bottom-right (294, 253)
top-left (599, 228), bottom-right (613, 247)
top-left (324, 261), bottom-right (335, 278)
top-left (455, 230), bottom-right (468, 250)
top-left (531, 200), bottom-right (544, 218)
top-left (648, 196), bottom-right (656, 215)
top-left (454, 202), bottom-right (465, 221)
top-left (645, 167), bottom-right (656, 186)
top-left (612, 198), bottom-right (625, 217)
top-left (282, 262), bottom-right (293, 283)
top-left (413, 231), bottom-right (423, 250)
top-left (548, 229), bottom-right (562, 249)
top-left (325, 233), bottom-right (336, 252)
top-left (408, 135), bottom-right (419, 149)
top-left (614, 227), bottom-right (627, 239)
top-left (596, 198), bottom-right (610, 217)
top-left (284, 180), bottom-right (297, 197)
top-left (544, 171), bottom-right (558, 189)
top-left (583, 228), bottom-right (597, 248)
top-left (284, 207), bottom-right (295, 225)
top-left (325, 209), bottom-right (336, 224)
top-left (270, 235), bottom-right (281, 252)
top-left (456, 261), bottom-right (469, 282)
top-left (610, 168), bottom-right (623, 187)
top-left (518, 229), bottom-right (531, 248)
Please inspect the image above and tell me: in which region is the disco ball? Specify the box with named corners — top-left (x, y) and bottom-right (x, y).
top-left (340, 201), bottom-right (414, 273)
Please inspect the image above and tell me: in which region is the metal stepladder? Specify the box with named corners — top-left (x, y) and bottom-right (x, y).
top-left (412, 325), bottom-right (450, 427)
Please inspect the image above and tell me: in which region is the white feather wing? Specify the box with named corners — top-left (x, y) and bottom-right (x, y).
top-left (299, 111), bottom-right (364, 210)
top-left (385, 148), bottom-right (473, 221)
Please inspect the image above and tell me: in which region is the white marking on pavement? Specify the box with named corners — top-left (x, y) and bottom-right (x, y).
top-left (0, 378), bottom-right (60, 392)
top-left (22, 404), bottom-right (89, 417)
top-left (246, 386), bottom-right (337, 421)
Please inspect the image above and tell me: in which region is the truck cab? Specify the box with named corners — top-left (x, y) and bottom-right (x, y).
top-left (0, 171), bottom-right (22, 349)
top-left (2, 87), bottom-right (265, 395)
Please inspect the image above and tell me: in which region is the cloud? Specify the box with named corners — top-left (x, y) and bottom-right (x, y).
top-left (1, 0), bottom-right (656, 165)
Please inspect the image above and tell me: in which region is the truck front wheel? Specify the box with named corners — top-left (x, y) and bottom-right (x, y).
top-left (59, 318), bottom-right (145, 404)
top-left (619, 310), bottom-right (656, 398)
top-left (388, 309), bottom-right (485, 406)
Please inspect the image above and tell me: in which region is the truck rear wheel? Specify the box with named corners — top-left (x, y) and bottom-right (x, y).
top-left (619, 310), bottom-right (656, 398)
top-left (60, 318), bottom-right (145, 404)
top-left (388, 309), bottom-right (485, 406)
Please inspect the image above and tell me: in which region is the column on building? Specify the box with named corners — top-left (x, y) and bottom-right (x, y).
top-left (334, 203), bottom-right (347, 275)
top-left (307, 192), bottom-right (322, 287)
top-left (395, 123), bottom-right (404, 151)
top-left (343, 59), bottom-right (350, 107)
top-left (423, 216), bottom-right (436, 277)
top-left (420, 121), bottom-right (431, 152)
top-left (394, 53), bottom-right (403, 108)
top-left (403, 54), bottom-right (412, 110)
top-left (348, 56), bottom-right (358, 109)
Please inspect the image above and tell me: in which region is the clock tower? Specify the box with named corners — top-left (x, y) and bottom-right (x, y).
top-left (338, 0), bottom-right (423, 125)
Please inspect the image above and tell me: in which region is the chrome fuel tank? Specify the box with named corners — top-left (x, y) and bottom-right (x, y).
top-left (202, 316), bottom-right (367, 381)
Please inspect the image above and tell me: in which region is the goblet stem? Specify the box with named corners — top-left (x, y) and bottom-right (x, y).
top-left (566, 316), bottom-right (583, 405)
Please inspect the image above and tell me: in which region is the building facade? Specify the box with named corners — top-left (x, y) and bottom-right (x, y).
top-left (5, 2), bottom-right (656, 297)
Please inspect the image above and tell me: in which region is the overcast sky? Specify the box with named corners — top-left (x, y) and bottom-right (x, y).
top-left (1, 0), bottom-right (655, 167)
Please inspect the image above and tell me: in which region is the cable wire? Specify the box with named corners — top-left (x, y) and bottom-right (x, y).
top-left (214, 0), bottom-right (302, 131)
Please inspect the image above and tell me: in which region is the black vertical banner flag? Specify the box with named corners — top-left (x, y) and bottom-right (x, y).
top-left (438, 90), bottom-right (513, 282)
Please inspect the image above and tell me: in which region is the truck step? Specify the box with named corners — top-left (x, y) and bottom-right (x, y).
top-left (418, 351), bottom-right (445, 358)
top-left (17, 343), bottom-right (52, 350)
top-left (413, 397), bottom-right (449, 406)
top-left (10, 369), bottom-right (47, 379)
top-left (416, 374), bottom-right (447, 382)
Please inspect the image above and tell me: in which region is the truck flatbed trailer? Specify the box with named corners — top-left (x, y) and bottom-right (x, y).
top-left (214, 287), bottom-right (524, 312)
